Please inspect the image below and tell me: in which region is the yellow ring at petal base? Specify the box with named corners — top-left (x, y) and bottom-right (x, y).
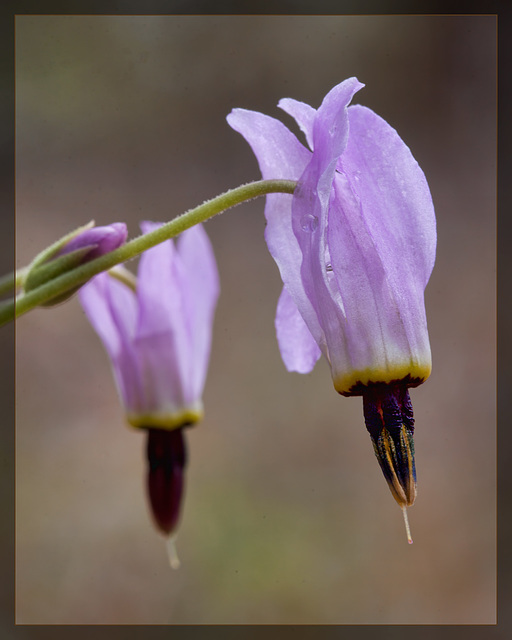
top-left (126, 405), bottom-right (204, 431)
top-left (334, 362), bottom-right (432, 397)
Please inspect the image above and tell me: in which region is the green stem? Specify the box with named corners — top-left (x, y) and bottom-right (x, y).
top-left (0, 266), bottom-right (28, 296)
top-left (2, 179), bottom-right (296, 326)
top-left (108, 265), bottom-right (138, 292)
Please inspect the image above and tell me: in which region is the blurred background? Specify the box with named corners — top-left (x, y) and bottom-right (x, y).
top-left (14, 16), bottom-right (496, 624)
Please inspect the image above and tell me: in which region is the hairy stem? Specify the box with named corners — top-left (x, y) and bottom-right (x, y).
top-left (2, 179), bottom-right (296, 326)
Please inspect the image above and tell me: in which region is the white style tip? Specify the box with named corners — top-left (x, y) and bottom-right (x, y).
top-left (402, 506), bottom-right (413, 544)
top-left (166, 534), bottom-right (181, 569)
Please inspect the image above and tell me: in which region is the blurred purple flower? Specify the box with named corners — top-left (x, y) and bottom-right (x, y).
top-left (227, 78), bottom-right (436, 512)
top-left (79, 222), bottom-right (219, 537)
top-left (79, 222), bottom-right (219, 428)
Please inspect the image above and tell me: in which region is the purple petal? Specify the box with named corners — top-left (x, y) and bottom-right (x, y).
top-left (225, 110), bottom-right (307, 280)
top-left (275, 285), bottom-right (321, 373)
top-left (79, 273), bottom-right (145, 413)
top-left (320, 105), bottom-right (436, 391)
top-left (134, 221), bottom-right (219, 416)
top-left (290, 78), bottom-right (364, 359)
top-left (306, 77), bottom-right (364, 205)
top-left (135, 223), bottom-right (194, 411)
top-left (229, 77), bottom-right (435, 395)
top-left (227, 108), bottom-right (309, 182)
top-left (226, 108), bottom-right (324, 346)
top-left (79, 273), bottom-right (136, 361)
top-left (344, 105), bottom-right (436, 287)
top-left (176, 224), bottom-right (220, 399)
top-left (278, 98), bottom-right (316, 150)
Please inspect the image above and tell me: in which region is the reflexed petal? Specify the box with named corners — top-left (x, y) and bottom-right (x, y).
top-left (227, 108), bottom-right (309, 182)
top-left (308, 78), bottom-right (364, 197)
top-left (226, 108), bottom-right (324, 346)
top-left (226, 111), bottom-right (307, 281)
top-left (79, 272), bottom-right (136, 361)
top-left (275, 285), bottom-right (321, 373)
top-left (290, 78), bottom-right (364, 364)
top-left (278, 97), bottom-right (316, 150)
top-left (79, 273), bottom-right (145, 413)
top-left (136, 222), bottom-right (192, 409)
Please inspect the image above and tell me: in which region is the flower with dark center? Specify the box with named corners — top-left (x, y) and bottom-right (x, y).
top-left (227, 78), bottom-right (436, 540)
top-left (80, 223), bottom-right (219, 562)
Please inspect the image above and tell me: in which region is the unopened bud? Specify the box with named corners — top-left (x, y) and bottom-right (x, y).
top-left (24, 221), bottom-right (127, 305)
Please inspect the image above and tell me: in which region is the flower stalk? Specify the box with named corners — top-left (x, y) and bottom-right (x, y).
top-left (107, 265), bottom-right (138, 292)
top-left (0, 267), bottom-right (28, 296)
top-left (2, 179), bottom-right (296, 326)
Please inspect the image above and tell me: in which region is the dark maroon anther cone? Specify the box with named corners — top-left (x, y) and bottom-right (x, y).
top-left (145, 427), bottom-right (188, 536)
top-left (362, 381), bottom-right (417, 507)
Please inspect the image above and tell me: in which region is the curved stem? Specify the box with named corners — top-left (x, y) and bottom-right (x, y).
top-left (2, 179), bottom-right (296, 326)
top-left (108, 265), bottom-right (138, 292)
top-left (0, 266), bottom-right (28, 296)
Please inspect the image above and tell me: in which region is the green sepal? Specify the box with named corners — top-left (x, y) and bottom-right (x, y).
top-left (22, 220), bottom-right (96, 306)
top-left (24, 246), bottom-right (93, 293)
top-left (24, 220), bottom-right (95, 276)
